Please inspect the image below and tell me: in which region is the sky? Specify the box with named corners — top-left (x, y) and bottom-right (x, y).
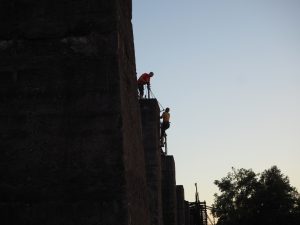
top-left (132, 0), bottom-right (300, 206)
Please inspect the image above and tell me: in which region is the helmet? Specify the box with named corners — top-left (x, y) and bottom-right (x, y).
top-left (149, 72), bottom-right (154, 76)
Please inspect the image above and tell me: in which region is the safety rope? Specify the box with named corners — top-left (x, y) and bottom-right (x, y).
top-left (149, 88), bottom-right (165, 111)
top-left (147, 88), bottom-right (169, 155)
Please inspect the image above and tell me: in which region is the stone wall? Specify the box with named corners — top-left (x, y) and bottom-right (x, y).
top-left (176, 185), bottom-right (186, 225)
top-left (162, 155), bottom-right (178, 225)
top-left (0, 1), bottom-right (150, 225)
top-left (140, 99), bottom-right (163, 225)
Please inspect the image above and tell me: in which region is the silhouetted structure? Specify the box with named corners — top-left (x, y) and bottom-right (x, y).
top-left (0, 1), bottom-right (208, 225)
top-left (162, 155), bottom-right (178, 225)
top-left (0, 1), bottom-right (150, 225)
top-left (189, 184), bottom-right (208, 225)
top-left (177, 185), bottom-right (186, 225)
top-left (140, 99), bottom-right (163, 225)
top-left (189, 201), bottom-right (208, 225)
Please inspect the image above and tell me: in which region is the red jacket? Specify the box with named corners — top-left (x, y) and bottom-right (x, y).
top-left (137, 73), bottom-right (152, 85)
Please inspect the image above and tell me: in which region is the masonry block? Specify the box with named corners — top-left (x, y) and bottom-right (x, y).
top-left (0, 1), bottom-right (150, 225)
top-left (140, 99), bottom-right (163, 225)
top-left (176, 185), bottom-right (186, 225)
top-left (162, 155), bottom-right (177, 225)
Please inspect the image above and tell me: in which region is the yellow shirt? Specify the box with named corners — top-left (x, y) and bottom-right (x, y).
top-left (161, 112), bottom-right (170, 122)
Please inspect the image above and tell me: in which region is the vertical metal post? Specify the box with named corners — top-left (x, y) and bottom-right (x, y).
top-left (164, 134), bottom-right (167, 155)
top-left (147, 85), bottom-right (151, 99)
top-left (195, 183), bottom-right (200, 203)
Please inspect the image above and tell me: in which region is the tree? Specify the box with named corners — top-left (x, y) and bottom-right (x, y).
top-left (212, 166), bottom-right (300, 225)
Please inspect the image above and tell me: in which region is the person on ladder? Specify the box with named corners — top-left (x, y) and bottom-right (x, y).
top-left (160, 107), bottom-right (170, 147)
top-left (137, 72), bottom-right (154, 98)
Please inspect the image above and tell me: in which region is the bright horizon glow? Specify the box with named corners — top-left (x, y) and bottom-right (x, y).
top-left (132, 0), bottom-right (300, 206)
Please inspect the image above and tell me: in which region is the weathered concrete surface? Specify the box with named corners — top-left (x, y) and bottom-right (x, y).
top-left (0, 1), bottom-right (150, 225)
top-left (162, 155), bottom-right (177, 225)
top-left (176, 185), bottom-right (185, 225)
top-left (140, 99), bottom-right (163, 225)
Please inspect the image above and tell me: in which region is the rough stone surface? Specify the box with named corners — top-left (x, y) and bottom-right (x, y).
top-left (140, 99), bottom-right (163, 225)
top-left (0, 1), bottom-right (150, 225)
top-left (162, 155), bottom-right (177, 225)
top-left (176, 185), bottom-right (185, 225)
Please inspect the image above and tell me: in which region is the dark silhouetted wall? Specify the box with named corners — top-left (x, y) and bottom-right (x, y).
top-left (176, 185), bottom-right (186, 225)
top-left (0, 1), bottom-right (150, 225)
top-left (140, 99), bottom-right (163, 225)
top-left (162, 155), bottom-right (177, 225)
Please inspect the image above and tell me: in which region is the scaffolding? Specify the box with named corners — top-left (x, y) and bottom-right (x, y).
top-left (189, 201), bottom-right (208, 225)
top-left (189, 183), bottom-right (208, 225)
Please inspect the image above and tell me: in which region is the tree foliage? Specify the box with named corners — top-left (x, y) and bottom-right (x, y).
top-left (212, 166), bottom-right (300, 225)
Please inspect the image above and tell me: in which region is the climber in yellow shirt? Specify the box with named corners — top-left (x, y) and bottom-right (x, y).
top-left (160, 107), bottom-right (170, 140)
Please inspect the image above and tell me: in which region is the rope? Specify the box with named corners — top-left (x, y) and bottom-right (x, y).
top-left (149, 89), bottom-right (165, 111)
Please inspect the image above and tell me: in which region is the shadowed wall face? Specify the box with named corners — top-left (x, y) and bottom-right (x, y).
top-left (162, 155), bottom-right (177, 225)
top-left (0, 1), bottom-right (150, 225)
top-left (140, 99), bottom-right (163, 225)
top-left (176, 185), bottom-right (186, 225)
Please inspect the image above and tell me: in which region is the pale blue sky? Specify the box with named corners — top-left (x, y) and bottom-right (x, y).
top-left (132, 0), bottom-right (300, 206)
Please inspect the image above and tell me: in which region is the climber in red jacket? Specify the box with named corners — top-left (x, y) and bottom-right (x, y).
top-left (137, 72), bottom-right (154, 98)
